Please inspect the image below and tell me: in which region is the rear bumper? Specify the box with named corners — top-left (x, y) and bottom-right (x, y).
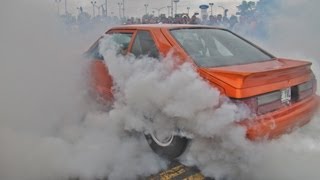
top-left (240, 95), bottom-right (320, 140)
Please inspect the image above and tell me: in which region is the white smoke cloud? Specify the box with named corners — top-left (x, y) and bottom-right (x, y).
top-left (229, 1), bottom-right (320, 180)
top-left (0, 1), bottom-right (249, 179)
top-left (262, 0), bottom-right (320, 92)
top-left (2, 0), bottom-right (320, 180)
top-left (97, 34), bottom-right (253, 179)
top-left (0, 0), bottom-right (165, 179)
top-left (98, 35), bottom-right (250, 137)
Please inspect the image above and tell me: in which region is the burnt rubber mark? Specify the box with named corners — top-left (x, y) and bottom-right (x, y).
top-left (147, 161), bottom-right (214, 180)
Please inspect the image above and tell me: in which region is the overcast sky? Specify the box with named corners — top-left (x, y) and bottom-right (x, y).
top-left (64, 0), bottom-right (250, 17)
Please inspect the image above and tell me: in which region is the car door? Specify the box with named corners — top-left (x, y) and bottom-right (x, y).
top-left (89, 30), bottom-right (135, 103)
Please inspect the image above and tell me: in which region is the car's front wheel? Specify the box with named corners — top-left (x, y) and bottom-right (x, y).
top-left (145, 131), bottom-right (189, 160)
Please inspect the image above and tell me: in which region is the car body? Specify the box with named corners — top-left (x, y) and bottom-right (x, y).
top-left (86, 24), bottom-right (319, 158)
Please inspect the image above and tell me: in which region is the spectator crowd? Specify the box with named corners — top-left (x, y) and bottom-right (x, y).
top-left (61, 0), bottom-right (275, 40)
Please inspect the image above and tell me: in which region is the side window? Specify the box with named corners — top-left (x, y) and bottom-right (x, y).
top-left (131, 31), bottom-right (159, 59)
top-left (87, 33), bottom-right (133, 60)
top-left (87, 37), bottom-right (104, 60)
top-left (110, 33), bottom-right (133, 55)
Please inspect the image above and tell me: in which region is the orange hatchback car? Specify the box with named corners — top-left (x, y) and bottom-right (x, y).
top-left (86, 25), bottom-right (319, 159)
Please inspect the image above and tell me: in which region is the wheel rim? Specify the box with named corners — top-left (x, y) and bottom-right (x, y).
top-left (150, 131), bottom-right (174, 147)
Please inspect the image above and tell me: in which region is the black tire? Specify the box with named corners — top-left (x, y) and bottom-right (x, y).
top-left (145, 134), bottom-right (189, 160)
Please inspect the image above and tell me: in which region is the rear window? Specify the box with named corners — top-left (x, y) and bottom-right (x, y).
top-left (170, 28), bottom-right (273, 67)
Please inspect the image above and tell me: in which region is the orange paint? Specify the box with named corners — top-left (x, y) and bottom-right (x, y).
top-left (87, 24), bottom-right (319, 140)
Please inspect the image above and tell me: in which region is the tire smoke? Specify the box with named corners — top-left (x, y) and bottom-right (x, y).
top-left (0, 1), bottom-right (165, 179)
top-left (232, 1), bottom-right (320, 180)
top-left (1, 0), bottom-right (320, 180)
top-left (98, 35), bottom-right (251, 180)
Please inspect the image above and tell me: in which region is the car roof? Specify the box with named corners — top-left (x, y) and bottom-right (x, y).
top-left (109, 24), bottom-right (225, 30)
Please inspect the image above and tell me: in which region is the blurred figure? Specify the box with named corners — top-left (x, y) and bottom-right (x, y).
top-left (189, 13), bottom-right (200, 24)
top-left (59, 1), bottom-right (273, 35)
top-left (229, 15), bottom-right (238, 30)
top-left (174, 14), bottom-right (182, 24)
top-left (182, 15), bottom-right (190, 24)
top-left (168, 16), bottom-right (174, 24)
top-left (201, 14), bottom-right (209, 25)
top-left (216, 14), bottom-right (223, 26)
top-left (125, 18), bottom-right (133, 24)
top-left (207, 15), bottom-right (217, 26)
top-left (222, 16), bottom-right (229, 27)
top-left (233, 15), bottom-right (248, 35)
top-left (222, 9), bottom-right (230, 27)
top-left (77, 7), bottom-right (91, 33)
top-left (136, 18), bottom-right (142, 24)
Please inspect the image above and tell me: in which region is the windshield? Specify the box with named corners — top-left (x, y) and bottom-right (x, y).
top-left (170, 28), bottom-right (273, 67)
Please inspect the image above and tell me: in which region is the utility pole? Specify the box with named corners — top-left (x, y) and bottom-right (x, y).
top-left (105, 0), bottom-right (108, 16)
top-left (153, 7), bottom-right (166, 17)
top-left (209, 3), bottom-right (214, 16)
top-left (122, 0), bottom-right (125, 18)
top-left (54, 0), bottom-right (61, 15)
top-left (91, 1), bottom-right (97, 17)
top-left (118, 2), bottom-right (122, 18)
top-left (76, 6), bottom-right (82, 14)
top-left (64, 0), bottom-right (68, 14)
top-left (171, 0), bottom-right (173, 17)
top-left (101, 5), bottom-right (105, 16)
top-left (144, 4), bottom-right (149, 15)
top-left (173, 0), bottom-right (179, 16)
top-left (187, 7), bottom-right (190, 16)
top-left (97, 5), bottom-right (102, 16)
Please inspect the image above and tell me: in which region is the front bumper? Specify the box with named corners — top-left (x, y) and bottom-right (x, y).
top-left (240, 94), bottom-right (320, 140)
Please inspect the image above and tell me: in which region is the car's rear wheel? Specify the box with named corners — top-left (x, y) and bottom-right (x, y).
top-left (145, 131), bottom-right (189, 160)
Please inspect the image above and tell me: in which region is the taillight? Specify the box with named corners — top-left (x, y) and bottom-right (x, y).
top-left (312, 78), bottom-right (317, 94)
top-left (311, 72), bottom-right (317, 93)
top-left (298, 79), bottom-right (314, 100)
top-left (232, 97), bottom-right (257, 115)
top-left (233, 77), bottom-right (317, 116)
top-left (299, 80), bottom-right (313, 91)
top-left (257, 91), bottom-right (281, 106)
top-left (257, 91), bottom-right (283, 114)
top-left (233, 91), bottom-right (282, 115)
top-left (241, 97), bottom-right (258, 114)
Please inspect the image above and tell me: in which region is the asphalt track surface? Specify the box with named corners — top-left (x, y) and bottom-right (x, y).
top-left (70, 161), bottom-right (213, 180)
